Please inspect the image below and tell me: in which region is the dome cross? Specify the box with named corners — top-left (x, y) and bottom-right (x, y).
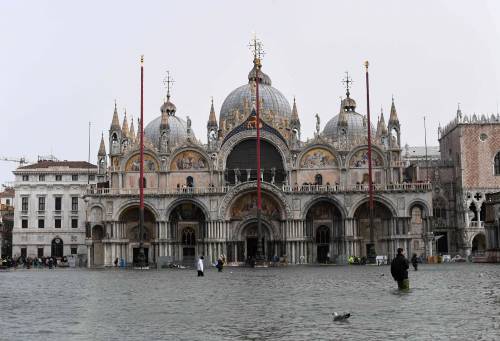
top-left (163, 70), bottom-right (175, 99)
top-left (342, 71), bottom-right (353, 97)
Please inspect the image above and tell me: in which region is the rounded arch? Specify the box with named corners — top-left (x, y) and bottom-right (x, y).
top-left (346, 145), bottom-right (386, 169)
top-left (471, 232), bottom-right (486, 255)
top-left (233, 217), bottom-right (279, 240)
top-left (169, 146), bottom-right (212, 171)
top-left (89, 204), bottom-right (105, 223)
top-left (218, 130), bottom-right (291, 171)
top-left (219, 182), bottom-right (291, 220)
top-left (114, 200), bottom-right (161, 222)
top-left (51, 236), bottom-right (64, 258)
top-left (301, 196), bottom-right (348, 220)
top-left (296, 144), bottom-right (341, 168)
top-left (349, 195), bottom-right (397, 218)
top-left (494, 151), bottom-right (500, 175)
top-left (122, 149), bottom-right (160, 172)
top-left (407, 199), bottom-right (431, 217)
top-left (165, 198), bottom-right (210, 222)
top-left (91, 225), bottom-right (104, 240)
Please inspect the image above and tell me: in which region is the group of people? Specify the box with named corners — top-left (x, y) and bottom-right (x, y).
top-left (0, 256), bottom-right (64, 269)
top-left (196, 255), bottom-right (226, 276)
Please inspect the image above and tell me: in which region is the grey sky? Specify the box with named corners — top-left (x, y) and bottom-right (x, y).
top-left (1, 0), bottom-right (499, 184)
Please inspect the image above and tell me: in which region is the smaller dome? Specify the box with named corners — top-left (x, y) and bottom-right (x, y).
top-left (160, 97), bottom-right (176, 115)
top-left (248, 65), bottom-right (272, 85)
top-left (144, 115), bottom-right (191, 147)
top-left (342, 97), bottom-right (356, 111)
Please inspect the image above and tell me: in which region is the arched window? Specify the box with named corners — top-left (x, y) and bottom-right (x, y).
top-left (186, 176), bottom-right (194, 187)
top-left (495, 152), bottom-right (500, 175)
top-left (411, 207), bottom-right (422, 224)
top-left (112, 133), bottom-right (118, 142)
top-left (182, 228), bottom-right (196, 245)
top-left (315, 174), bottom-right (323, 186)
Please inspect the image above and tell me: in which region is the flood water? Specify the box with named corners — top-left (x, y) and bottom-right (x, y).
top-left (1, 263), bottom-right (499, 340)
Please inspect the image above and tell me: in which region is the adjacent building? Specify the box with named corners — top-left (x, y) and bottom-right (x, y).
top-left (0, 187), bottom-right (14, 257)
top-left (12, 160), bottom-right (97, 260)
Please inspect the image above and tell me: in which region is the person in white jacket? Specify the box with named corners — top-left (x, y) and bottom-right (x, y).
top-left (197, 256), bottom-right (204, 277)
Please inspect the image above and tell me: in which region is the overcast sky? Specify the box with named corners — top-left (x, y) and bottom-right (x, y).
top-left (1, 0), bottom-right (499, 185)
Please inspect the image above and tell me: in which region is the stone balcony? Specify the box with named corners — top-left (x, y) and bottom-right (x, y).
top-left (85, 182), bottom-right (432, 197)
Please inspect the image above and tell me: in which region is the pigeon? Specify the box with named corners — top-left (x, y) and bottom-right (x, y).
top-left (332, 312), bottom-right (351, 322)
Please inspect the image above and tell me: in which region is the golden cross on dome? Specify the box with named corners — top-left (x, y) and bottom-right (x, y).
top-left (163, 71), bottom-right (175, 99)
top-left (248, 33), bottom-right (265, 64)
top-left (342, 71), bottom-right (353, 96)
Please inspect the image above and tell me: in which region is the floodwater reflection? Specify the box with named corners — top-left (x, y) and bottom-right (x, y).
top-left (0, 263), bottom-right (499, 340)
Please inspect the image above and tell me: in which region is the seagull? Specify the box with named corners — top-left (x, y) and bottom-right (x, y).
top-left (332, 312), bottom-right (351, 322)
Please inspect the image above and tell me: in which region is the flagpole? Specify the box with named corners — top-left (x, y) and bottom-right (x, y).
top-left (365, 61), bottom-right (375, 261)
top-left (138, 55), bottom-right (146, 268)
top-left (255, 55), bottom-right (263, 262)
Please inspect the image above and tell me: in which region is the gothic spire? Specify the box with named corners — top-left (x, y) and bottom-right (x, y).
top-left (110, 100), bottom-right (120, 130)
top-left (98, 133), bottom-right (106, 156)
top-left (122, 110), bottom-right (129, 137)
top-left (377, 107), bottom-right (388, 136)
top-left (136, 118), bottom-right (141, 141)
top-left (129, 116), bottom-right (135, 142)
top-left (291, 97), bottom-right (300, 123)
top-left (389, 96), bottom-right (399, 124)
top-left (208, 97), bottom-right (217, 126)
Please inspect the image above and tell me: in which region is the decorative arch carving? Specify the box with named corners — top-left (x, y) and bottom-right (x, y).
top-left (124, 151), bottom-right (160, 172)
top-left (407, 199), bottom-right (431, 217)
top-left (297, 145), bottom-right (339, 169)
top-left (114, 200), bottom-right (160, 222)
top-left (218, 181), bottom-right (292, 220)
top-left (301, 195), bottom-right (348, 220)
top-left (348, 195), bottom-right (398, 218)
top-left (170, 149), bottom-right (209, 171)
top-left (346, 145), bottom-right (386, 168)
top-left (233, 217), bottom-right (281, 240)
top-left (218, 130), bottom-right (291, 170)
top-left (165, 198), bottom-right (211, 222)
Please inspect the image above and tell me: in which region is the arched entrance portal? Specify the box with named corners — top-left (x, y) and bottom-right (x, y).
top-left (241, 222), bottom-right (271, 261)
top-left (51, 237), bottom-right (64, 258)
top-left (169, 201), bottom-right (206, 264)
top-left (472, 233), bottom-right (486, 255)
top-left (120, 206), bottom-right (157, 266)
top-left (306, 200), bottom-right (343, 263)
top-left (225, 139), bottom-right (286, 185)
top-left (353, 201), bottom-right (393, 259)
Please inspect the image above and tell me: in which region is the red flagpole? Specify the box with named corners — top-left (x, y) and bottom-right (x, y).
top-left (365, 61), bottom-right (375, 255)
top-left (255, 57), bottom-right (263, 261)
top-left (138, 55), bottom-right (146, 267)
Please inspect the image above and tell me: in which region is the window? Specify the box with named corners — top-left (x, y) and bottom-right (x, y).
top-left (38, 219), bottom-right (45, 229)
top-left (55, 197), bottom-right (62, 211)
top-left (71, 247), bottom-right (77, 255)
top-left (314, 174), bottom-right (323, 186)
top-left (55, 174), bottom-right (62, 181)
top-left (182, 228), bottom-right (196, 245)
top-left (22, 219), bottom-right (28, 229)
top-left (22, 175), bottom-right (29, 181)
top-left (72, 174), bottom-right (78, 181)
top-left (495, 152), bottom-right (500, 175)
top-left (55, 219), bottom-right (61, 229)
top-left (411, 207), bottom-right (422, 224)
top-left (71, 219), bottom-right (78, 229)
top-left (89, 175), bottom-right (95, 181)
top-left (38, 197), bottom-right (45, 211)
top-left (38, 247), bottom-right (44, 258)
top-left (71, 197), bottom-right (78, 211)
top-left (6, 199), bottom-right (10, 206)
top-left (39, 174), bottom-right (45, 181)
top-left (21, 247), bottom-right (27, 258)
top-left (21, 197), bottom-right (28, 211)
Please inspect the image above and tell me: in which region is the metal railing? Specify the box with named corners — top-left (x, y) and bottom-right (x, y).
top-left (85, 182), bottom-right (432, 196)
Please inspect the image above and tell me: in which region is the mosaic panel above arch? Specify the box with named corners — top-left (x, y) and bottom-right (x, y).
top-left (300, 148), bottom-right (337, 168)
top-left (125, 154), bottom-right (159, 172)
top-left (349, 149), bottom-right (383, 168)
top-left (231, 192), bottom-right (281, 220)
top-left (170, 150), bottom-right (208, 171)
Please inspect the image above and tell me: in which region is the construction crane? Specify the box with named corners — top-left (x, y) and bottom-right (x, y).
top-left (0, 156), bottom-right (31, 166)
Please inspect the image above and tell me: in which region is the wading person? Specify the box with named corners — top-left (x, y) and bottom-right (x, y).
top-left (197, 256), bottom-right (204, 277)
top-left (216, 257), bottom-right (223, 272)
top-left (391, 248), bottom-right (409, 290)
top-left (411, 254), bottom-right (418, 271)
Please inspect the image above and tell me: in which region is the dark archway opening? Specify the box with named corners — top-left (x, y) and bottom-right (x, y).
top-left (225, 139), bottom-right (285, 185)
top-left (120, 206), bottom-right (156, 266)
top-left (306, 201), bottom-right (342, 263)
top-left (51, 237), bottom-right (64, 259)
top-left (169, 202), bottom-right (206, 264)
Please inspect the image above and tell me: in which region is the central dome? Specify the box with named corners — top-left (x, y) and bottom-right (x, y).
top-left (144, 115), bottom-right (188, 146)
top-left (219, 65), bottom-right (291, 127)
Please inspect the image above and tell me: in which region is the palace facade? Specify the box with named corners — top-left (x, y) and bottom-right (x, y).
top-left (84, 56), bottom-right (433, 267)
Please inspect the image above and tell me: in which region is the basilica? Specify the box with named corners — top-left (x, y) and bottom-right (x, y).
top-left (84, 54), bottom-right (433, 267)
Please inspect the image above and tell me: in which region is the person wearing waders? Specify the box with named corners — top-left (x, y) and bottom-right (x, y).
top-left (411, 254), bottom-right (418, 271)
top-left (391, 248), bottom-right (409, 290)
top-left (197, 256), bottom-right (204, 277)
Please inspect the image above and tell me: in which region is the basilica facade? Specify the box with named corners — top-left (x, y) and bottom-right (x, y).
top-left (84, 57), bottom-right (433, 267)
